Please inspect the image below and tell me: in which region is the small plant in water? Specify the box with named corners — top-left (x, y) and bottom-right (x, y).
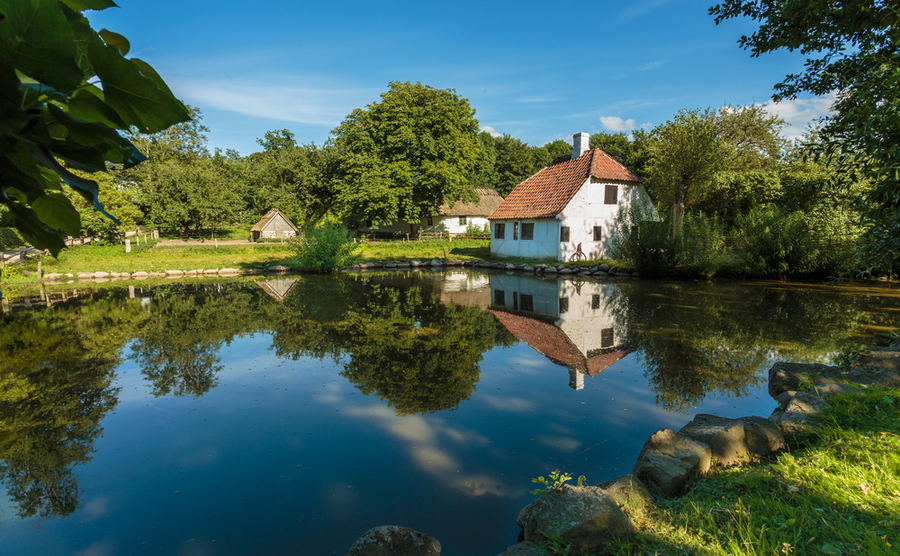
top-left (531, 470), bottom-right (577, 495)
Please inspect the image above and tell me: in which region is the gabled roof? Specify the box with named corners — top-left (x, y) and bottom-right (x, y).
top-left (435, 188), bottom-right (504, 217)
top-left (489, 309), bottom-right (628, 376)
top-left (488, 149), bottom-right (642, 220)
top-left (250, 208), bottom-right (299, 233)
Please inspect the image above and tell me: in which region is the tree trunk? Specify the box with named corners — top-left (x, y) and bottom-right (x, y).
top-left (672, 199), bottom-right (685, 237)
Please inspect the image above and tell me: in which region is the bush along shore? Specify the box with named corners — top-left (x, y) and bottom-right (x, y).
top-left (344, 335), bottom-right (900, 556)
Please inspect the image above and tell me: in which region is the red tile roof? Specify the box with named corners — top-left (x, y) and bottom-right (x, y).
top-left (489, 309), bottom-right (628, 376)
top-left (488, 149), bottom-right (642, 220)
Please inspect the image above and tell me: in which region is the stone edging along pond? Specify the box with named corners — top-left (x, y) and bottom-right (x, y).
top-left (344, 337), bottom-right (900, 556)
top-left (36, 257), bottom-right (640, 283)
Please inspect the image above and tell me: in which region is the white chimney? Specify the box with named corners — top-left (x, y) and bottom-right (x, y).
top-left (572, 132), bottom-right (589, 158)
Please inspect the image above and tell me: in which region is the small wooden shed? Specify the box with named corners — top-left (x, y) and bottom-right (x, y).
top-left (251, 208), bottom-right (299, 241)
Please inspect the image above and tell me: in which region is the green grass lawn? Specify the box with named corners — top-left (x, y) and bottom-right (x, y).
top-left (15, 241), bottom-right (295, 275)
top-left (5, 236), bottom-right (634, 283)
top-left (550, 386), bottom-right (900, 556)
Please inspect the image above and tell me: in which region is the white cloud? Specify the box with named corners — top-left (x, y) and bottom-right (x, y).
top-left (480, 125), bottom-right (502, 138)
top-left (599, 116), bottom-right (637, 132)
top-left (170, 77), bottom-right (378, 127)
top-left (619, 0), bottom-right (677, 21)
top-left (759, 93), bottom-right (837, 140)
top-left (636, 60), bottom-right (667, 72)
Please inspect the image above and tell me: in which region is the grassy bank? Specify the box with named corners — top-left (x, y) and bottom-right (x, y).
top-left (551, 386), bottom-right (900, 556)
top-left (3, 239), bottom-right (497, 281)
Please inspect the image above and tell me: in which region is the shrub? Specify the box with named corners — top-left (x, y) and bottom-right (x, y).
top-left (676, 212), bottom-right (726, 277)
top-left (291, 221), bottom-right (361, 273)
top-left (731, 204), bottom-right (854, 277)
top-left (0, 227), bottom-right (24, 250)
top-left (610, 203), bottom-right (675, 276)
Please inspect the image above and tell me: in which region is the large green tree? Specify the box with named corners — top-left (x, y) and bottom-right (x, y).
top-left (122, 107), bottom-right (245, 234)
top-left (249, 132), bottom-right (334, 226)
top-left (331, 81), bottom-right (481, 228)
top-left (0, 0), bottom-right (189, 255)
top-left (710, 0), bottom-right (900, 267)
top-left (644, 108), bottom-right (722, 235)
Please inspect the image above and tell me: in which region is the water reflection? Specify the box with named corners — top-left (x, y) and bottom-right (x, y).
top-left (489, 275), bottom-right (629, 390)
top-left (1, 272), bottom-right (897, 549)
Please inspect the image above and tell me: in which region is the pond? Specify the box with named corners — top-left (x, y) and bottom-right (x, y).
top-left (2, 271), bottom-right (898, 555)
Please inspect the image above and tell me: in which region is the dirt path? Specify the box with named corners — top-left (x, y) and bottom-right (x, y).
top-left (155, 239), bottom-right (268, 247)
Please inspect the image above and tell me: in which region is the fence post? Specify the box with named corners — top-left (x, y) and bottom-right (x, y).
top-left (125, 239), bottom-right (131, 253)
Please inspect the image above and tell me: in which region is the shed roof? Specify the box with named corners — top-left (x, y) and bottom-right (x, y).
top-left (250, 208), bottom-right (299, 233)
top-left (488, 149), bottom-right (642, 220)
top-left (435, 188), bottom-right (504, 217)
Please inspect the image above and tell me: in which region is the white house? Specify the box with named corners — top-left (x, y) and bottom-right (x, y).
top-left (359, 188), bottom-right (503, 238)
top-left (488, 133), bottom-right (654, 261)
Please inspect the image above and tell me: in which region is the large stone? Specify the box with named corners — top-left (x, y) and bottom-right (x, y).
top-left (770, 391), bottom-right (828, 435)
top-left (873, 334), bottom-right (900, 347)
top-left (93, 271), bottom-right (110, 278)
top-left (853, 349), bottom-right (900, 371)
top-left (767, 362), bottom-right (841, 398)
top-left (496, 541), bottom-right (551, 556)
top-left (268, 265), bottom-right (290, 273)
top-left (630, 428), bottom-right (711, 497)
top-left (345, 526), bottom-right (440, 556)
top-left (679, 414), bottom-right (785, 466)
top-left (430, 259), bottom-right (444, 267)
top-left (679, 414), bottom-right (749, 467)
top-left (598, 474), bottom-right (654, 510)
top-left (847, 365), bottom-right (900, 388)
top-left (516, 485), bottom-right (633, 554)
top-left (809, 381), bottom-right (863, 399)
top-left (736, 416), bottom-right (787, 456)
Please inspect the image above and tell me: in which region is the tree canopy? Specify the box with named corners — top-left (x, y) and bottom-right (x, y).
top-left (710, 0), bottom-right (900, 267)
top-left (643, 108), bottom-right (722, 235)
top-left (331, 81), bottom-right (481, 228)
top-left (0, 0), bottom-right (189, 255)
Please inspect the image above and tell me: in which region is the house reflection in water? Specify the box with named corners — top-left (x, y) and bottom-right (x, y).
top-left (488, 275), bottom-right (629, 389)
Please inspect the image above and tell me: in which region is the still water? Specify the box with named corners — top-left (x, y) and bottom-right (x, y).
top-left (1, 271), bottom-right (898, 555)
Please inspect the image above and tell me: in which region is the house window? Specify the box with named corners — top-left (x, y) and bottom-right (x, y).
top-left (521, 223), bottom-right (534, 240)
top-left (605, 185), bottom-right (618, 205)
top-left (520, 294), bottom-right (534, 312)
top-left (513, 222), bottom-right (519, 240)
top-left (494, 223), bottom-right (505, 239)
top-left (593, 226), bottom-right (602, 242)
top-left (365, 220), bottom-right (372, 228)
top-left (591, 294), bottom-right (600, 310)
top-left (560, 226), bottom-right (570, 242)
top-left (601, 327), bottom-right (614, 348)
top-left (559, 297), bottom-right (569, 314)
top-left (459, 216), bottom-right (467, 226)
top-left (427, 217), bottom-right (434, 226)
top-left (513, 291), bottom-right (519, 311)
top-left (494, 290), bottom-right (505, 306)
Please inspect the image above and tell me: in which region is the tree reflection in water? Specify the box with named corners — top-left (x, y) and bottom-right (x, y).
top-left (0, 294), bottom-right (145, 517)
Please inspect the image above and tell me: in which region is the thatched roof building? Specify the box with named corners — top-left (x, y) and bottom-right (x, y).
top-left (251, 208), bottom-right (298, 241)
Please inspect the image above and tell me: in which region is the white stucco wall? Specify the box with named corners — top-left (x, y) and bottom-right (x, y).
top-left (421, 215), bottom-right (490, 235)
top-left (489, 219), bottom-right (561, 260)
top-left (489, 178), bottom-right (655, 261)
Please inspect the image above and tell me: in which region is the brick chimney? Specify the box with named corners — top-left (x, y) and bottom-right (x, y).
top-left (572, 132), bottom-right (589, 158)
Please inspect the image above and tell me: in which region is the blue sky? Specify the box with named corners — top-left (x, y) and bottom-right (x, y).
top-left (88, 0), bottom-right (832, 157)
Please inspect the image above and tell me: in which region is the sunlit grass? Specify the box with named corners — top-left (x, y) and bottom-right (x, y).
top-left (551, 387), bottom-right (900, 555)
